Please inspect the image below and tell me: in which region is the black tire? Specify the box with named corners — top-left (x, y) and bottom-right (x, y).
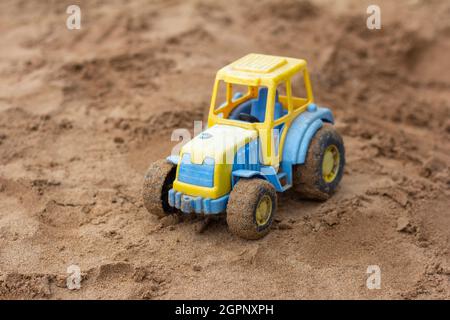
top-left (226, 179), bottom-right (277, 240)
top-left (142, 159), bottom-right (176, 218)
top-left (293, 123), bottom-right (345, 200)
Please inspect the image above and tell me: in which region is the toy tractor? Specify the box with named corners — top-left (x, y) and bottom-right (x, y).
top-left (143, 54), bottom-right (345, 239)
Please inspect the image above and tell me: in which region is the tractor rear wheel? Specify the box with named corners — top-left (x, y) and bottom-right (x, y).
top-left (226, 179), bottom-right (277, 240)
top-left (142, 159), bottom-right (177, 218)
top-left (293, 123), bottom-right (345, 200)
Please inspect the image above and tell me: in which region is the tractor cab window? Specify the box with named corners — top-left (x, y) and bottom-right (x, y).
top-left (225, 84), bottom-right (286, 124)
top-left (212, 79), bottom-right (303, 124)
top-left (227, 86), bottom-right (270, 123)
top-left (272, 81), bottom-right (290, 157)
top-left (213, 80), bottom-right (272, 124)
top-left (213, 81), bottom-right (254, 119)
top-left (273, 81), bottom-right (289, 121)
top-left (214, 81), bottom-right (250, 109)
top-left (213, 80), bottom-right (228, 113)
top-left (290, 69), bottom-right (310, 110)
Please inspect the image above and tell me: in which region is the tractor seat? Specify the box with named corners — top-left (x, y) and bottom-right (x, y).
top-left (228, 88), bottom-right (286, 122)
top-left (250, 88), bottom-right (285, 122)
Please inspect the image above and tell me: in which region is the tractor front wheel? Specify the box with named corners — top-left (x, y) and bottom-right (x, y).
top-left (142, 159), bottom-right (176, 218)
top-left (293, 123), bottom-right (345, 200)
top-left (226, 179), bottom-right (277, 240)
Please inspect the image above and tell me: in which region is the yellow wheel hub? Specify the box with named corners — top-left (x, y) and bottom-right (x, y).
top-left (255, 195), bottom-right (272, 227)
top-left (322, 145), bottom-right (340, 183)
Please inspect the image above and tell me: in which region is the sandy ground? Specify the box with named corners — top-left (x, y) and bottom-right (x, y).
top-left (0, 0), bottom-right (449, 299)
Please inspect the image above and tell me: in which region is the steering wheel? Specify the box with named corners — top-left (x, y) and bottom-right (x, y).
top-left (238, 113), bottom-right (260, 123)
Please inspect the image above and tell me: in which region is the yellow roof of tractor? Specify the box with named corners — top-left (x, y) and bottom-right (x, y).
top-left (216, 53), bottom-right (307, 86)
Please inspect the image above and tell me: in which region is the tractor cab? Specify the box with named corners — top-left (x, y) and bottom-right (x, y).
top-left (208, 53), bottom-right (314, 167)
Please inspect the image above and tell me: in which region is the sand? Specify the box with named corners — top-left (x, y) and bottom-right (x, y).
top-left (0, 0), bottom-right (449, 299)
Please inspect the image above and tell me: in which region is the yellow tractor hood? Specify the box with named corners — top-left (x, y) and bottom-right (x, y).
top-left (181, 124), bottom-right (257, 164)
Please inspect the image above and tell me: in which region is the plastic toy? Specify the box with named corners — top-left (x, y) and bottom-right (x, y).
top-left (143, 54), bottom-right (345, 239)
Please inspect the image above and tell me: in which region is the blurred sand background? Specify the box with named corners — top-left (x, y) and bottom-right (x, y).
top-left (0, 0), bottom-right (449, 299)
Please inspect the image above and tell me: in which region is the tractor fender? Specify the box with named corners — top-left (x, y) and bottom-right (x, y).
top-left (231, 169), bottom-right (264, 187)
top-left (282, 104), bottom-right (334, 165)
